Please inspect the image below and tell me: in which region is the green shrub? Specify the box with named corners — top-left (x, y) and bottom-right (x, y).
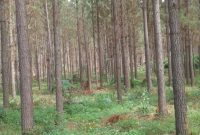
top-left (0, 107), bottom-right (5, 122)
top-left (138, 91), bottom-right (150, 115)
top-left (131, 79), bottom-right (143, 87)
top-left (95, 94), bottom-right (113, 110)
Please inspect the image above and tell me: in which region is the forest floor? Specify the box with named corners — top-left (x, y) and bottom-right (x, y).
top-left (0, 73), bottom-right (200, 135)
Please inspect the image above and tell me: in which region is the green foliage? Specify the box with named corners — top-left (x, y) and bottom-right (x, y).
top-left (1, 73), bottom-right (200, 135)
top-left (2, 109), bottom-right (20, 126)
top-left (131, 79), bottom-right (143, 87)
top-left (94, 94), bottom-right (113, 110)
top-left (163, 59), bottom-right (169, 69)
top-left (138, 91), bottom-right (150, 115)
top-left (193, 55), bottom-right (200, 69)
top-left (0, 107), bottom-right (5, 122)
top-left (114, 119), bottom-right (138, 132)
top-left (62, 80), bottom-right (78, 91)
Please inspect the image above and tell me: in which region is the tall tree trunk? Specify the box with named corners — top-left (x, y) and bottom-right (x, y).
top-left (15, 0), bottom-right (34, 133)
top-left (128, 23), bottom-right (134, 86)
top-left (152, 0), bottom-right (167, 116)
top-left (91, 0), bottom-right (98, 86)
top-left (165, 0), bottom-right (172, 86)
top-left (53, 0), bottom-right (63, 113)
top-left (133, 29), bottom-right (138, 79)
top-left (76, 0), bottom-right (83, 83)
top-left (96, 0), bottom-right (104, 87)
top-left (44, 0), bottom-right (53, 92)
top-left (0, 0), bottom-right (10, 108)
top-left (120, 0), bottom-right (130, 90)
top-left (184, 0), bottom-right (194, 86)
top-left (142, 0), bottom-right (152, 92)
top-left (199, 0), bottom-right (200, 74)
top-left (35, 45), bottom-right (41, 91)
top-left (62, 38), bottom-right (67, 80)
top-left (112, 0), bottom-right (122, 102)
top-left (82, 6), bottom-right (91, 90)
top-left (168, 1), bottom-right (188, 134)
top-left (9, 0), bottom-right (16, 98)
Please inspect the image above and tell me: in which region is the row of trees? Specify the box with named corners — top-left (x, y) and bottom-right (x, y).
top-left (0, 0), bottom-right (199, 134)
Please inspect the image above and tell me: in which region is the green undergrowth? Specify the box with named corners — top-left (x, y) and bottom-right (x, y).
top-left (0, 76), bottom-right (200, 135)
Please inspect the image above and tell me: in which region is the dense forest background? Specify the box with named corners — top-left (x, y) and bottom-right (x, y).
top-left (0, 0), bottom-right (200, 135)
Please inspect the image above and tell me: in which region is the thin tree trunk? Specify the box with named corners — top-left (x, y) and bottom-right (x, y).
top-left (152, 0), bottom-right (167, 116)
top-left (112, 0), bottom-right (122, 102)
top-left (142, 0), bottom-right (152, 92)
top-left (120, 0), bottom-right (130, 90)
top-left (165, 0), bottom-right (172, 86)
top-left (91, 0), bottom-right (98, 86)
top-left (9, 0), bottom-right (16, 98)
top-left (35, 45), bottom-right (41, 91)
top-left (82, 6), bottom-right (91, 90)
top-left (96, 0), bottom-right (104, 87)
top-left (44, 0), bottom-right (53, 92)
top-left (76, 0), bottom-right (83, 83)
top-left (133, 29), bottom-right (138, 79)
top-left (0, 0), bottom-right (10, 108)
top-left (63, 38), bottom-right (67, 80)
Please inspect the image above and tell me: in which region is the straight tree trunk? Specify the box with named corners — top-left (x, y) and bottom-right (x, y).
top-left (76, 0), bottom-right (83, 83)
top-left (96, 0), bottom-right (104, 87)
top-left (9, 0), bottom-right (16, 98)
top-left (128, 24), bottom-right (134, 86)
top-left (44, 0), bottom-right (53, 92)
top-left (184, 0), bottom-right (194, 86)
top-left (62, 38), bottom-right (67, 80)
top-left (152, 0), bottom-right (167, 116)
top-left (120, 0), bottom-right (130, 90)
top-left (199, 0), bottom-right (200, 74)
top-left (133, 30), bottom-right (138, 79)
top-left (165, 0), bottom-right (172, 86)
top-left (0, 0), bottom-right (10, 108)
top-left (82, 6), bottom-right (91, 90)
top-left (15, 0), bottom-right (34, 133)
top-left (142, 0), bottom-right (152, 92)
top-left (91, 0), bottom-right (98, 86)
top-left (35, 45), bottom-right (41, 91)
top-left (112, 0), bottom-right (122, 102)
top-left (53, 0), bottom-right (63, 113)
top-left (168, 1), bottom-right (188, 134)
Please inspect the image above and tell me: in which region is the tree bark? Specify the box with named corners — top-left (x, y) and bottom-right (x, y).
top-left (112, 0), bottom-right (122, 102)
top-left (44, 0), bottom-right (53, 92)
top-left (91, 0), bottom-right (98, 86)
top-left (168, 1), bottom-right (188, 134)
top-left (120, 0), bottom-right (130, 90)
top-left (0, 0), bottom-right (10, 108)
top-left (142, 0), bottom-right (152, 92)
top-left (53, 0), bottom-right (63, 113)
top-left (15, 0), bottom-right (34, 133)
top-left (9, 0), bottom-right (16, 98)
top-left (96, 0), bottom-right (104, 87)
top-left (82, 6), bottom-right (91, 90)
top-left (165, 0), bottom-right (172, 86)
top-left (152, 0), bottom-right (167, 116)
